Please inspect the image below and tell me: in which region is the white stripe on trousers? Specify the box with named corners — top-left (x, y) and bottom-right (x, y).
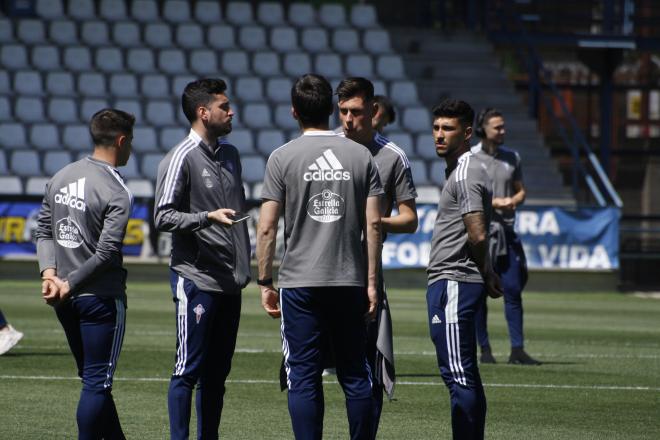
top-left (445, 281), bottom-right (466, 386)
top-left (104, 299), bottom-right (126, 389)
top-left (279, 289), bottom-right (292, 389)
top-left (174, 276), bottom-right (188, 376)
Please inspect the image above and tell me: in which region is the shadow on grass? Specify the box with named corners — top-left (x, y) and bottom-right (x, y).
top-left (0, 351), bottom-right (70, 357)
top-left (397, 373), bottom-right (439, 378)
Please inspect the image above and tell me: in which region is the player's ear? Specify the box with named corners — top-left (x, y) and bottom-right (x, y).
top-left (197, 105), bottom-right (209, 122)
top-left (465, 125), bottom-right (473, 143)
top-left (291, 106), bottom-right (299, 121)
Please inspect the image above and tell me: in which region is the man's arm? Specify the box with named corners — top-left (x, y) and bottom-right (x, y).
top-left (365, 195), bottom-right (382, 320)
top-left (35, 187), bottom-right (61, 304)
top-left (256, 199), bottom-right (281, 318)
top-left (382, 198), bottom-right (418, 233)
top-left (463, 211), bottom-right (502, 298)
top-left (492, 180), bottom-right (526, 211)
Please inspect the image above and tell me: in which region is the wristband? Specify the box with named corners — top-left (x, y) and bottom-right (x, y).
top-left (257, 278), bottom-right (273, 286)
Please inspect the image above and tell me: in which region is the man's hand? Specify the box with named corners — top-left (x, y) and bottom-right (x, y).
top-left (484, 269), bottom-right (503, 299)
top-left (492, 197), bottom-right (515, 212)
top-left (42, 275), bottom-right (71, 306)
top-left (365, 285), bottom-right (378, 323)
top-left (207, 208), bottom-right (236, 227)
top-left (260, 284), bottom-right (281, 319)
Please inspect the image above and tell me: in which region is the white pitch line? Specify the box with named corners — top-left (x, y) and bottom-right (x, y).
top-left (1, 375), bottom-right (658, 392)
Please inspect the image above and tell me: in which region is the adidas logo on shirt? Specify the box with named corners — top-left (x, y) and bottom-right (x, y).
top-left (54, 178), bottom-right (86, 212)
top-left (431, 314), bottom-right (442, 325)
top-left (303, 149), bottom-right (351, 182)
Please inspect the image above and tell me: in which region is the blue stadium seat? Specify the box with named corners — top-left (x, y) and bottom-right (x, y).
top-left (63, 124), bottom-right (92, 151)
top-left (208, 25), bottom-right (236, 50)
top-left (146, 101), bottom-right (176, 126)
top-left (32, 45), bottom-right (60, 71)
top-left (14, 71), bottom-right (43, 96)
top-left (256, 129), bottom-right (285, 156)
top-left (236, 77), bottom-right (264, 102)
top-left (176, 24), bottom-right (204, 49)
top-left (43, 151), bottom-right (72, 176)
top-left (350, 4), bottom-right (378, 29)
top-left (46, 71), bottom-right (74, 96)
top-left (158, 49), bottom-right (187, 74)
top-left (319, 4), bottom-right (346, 28)
top-left (140, 153), bottom-right (164, 181)
top-left (363, 30), bottom-right (392, 54)
top-left (109, 73), bottom-right (137, 98)
top-left (68, 0), bottom-right (95, 21)
top-left (132, 126), bottom-right (159, 153)
top-left (10, 150), bottom-right (40, 177)
top-left (145, 23), bottom-right (173, 48)
top-left (258, 2), bottom-right (285, 27)
top-left (49, 20), bottom-right (78, 45)
top-left (190, 50), bottom-right (218, 75)
top-left (266, 77), bottom-right (292, 103)
top-left (30, 124), bottom-right (60, 151)
top-left (253, 52), bottom-right (281, 77)
top-left (222, 51), bottom-right (250, 76)
top-left (383, 132), bottom-right (415, 157)
top-left (283, 53), bottom-right (311, 77)
top-left (194, 1), bottom-right (222, 24)
top-left (332, 29), bottom-right (360, 54)
top-left (36, 0), bottom-right (64, 19)
top-left (15, 97), bottom-right (45, 123)
top-left (80, 98), bottom-right (109, 121)
top-left (373, 80), bottom-right (387, 96)
top-left (429, 161), bottom-right (447, 186)
top-left (314, 54), bottom-right (343, 79)
top-left (301, 28), bottom-right (329, 52)
top-left (18, 20), bottom-right (46, 45)
top-left (25, 177), bottom-right (51, 196)
top-left (377, 55), bottom-right (405, 80)
top-left (242, 103), bottom-right (272, 129)
top-left (64, 47), bottom-right (92, 72)
top-left (172, 75), bottom-right (196, 96)
top-left (226, 128), bottom-right (255, 155)
top-left (95, 47), bottom-right (124, 73)
top-left (159, 127), bottom-right (187, 151)
top-left (99, 0), bottom-right (127, 20)
top-left (274, 104), bottom-right (298, 130)
top-left (78, 72), bottom-right (107, 98)
top-left (0, 123), bottom-right (27, 149)
top-left (0, 176), bottom-right (23, 195)
top-left (345, 54), bottom-right (374, 78)
top-left (415, 133), bottom-right (437, 160)
top-left (112, 22), bottom-right (141, 47)
top-left (402, 107), bottom-right (431, 133)
top-left (141, 74), bottom-right (169, 99)
top-left (81, 21), bottom-right (110, 46)
top-left (390, 80), bottom-right (419, 106)
top-left (125, 179), bottom-right (153, 198)
top-left (48, 98), bottom-right (78, 123)
top-left (0, 150), bottom-right (7, 174)
top-left (226, 2), bottom-right (254, 25)
top-left (1, 45), bottom-right (28, 70)
top-left (127, 48), bottom-right (156, 73)
top-left (0, 96), bottom-right (10, 121)
top-left (132, 0), bottom-right (159, 22)
top-left (239, 26), bottom-right (268, 51)
top-left (163, 0), bottom-right (191, 23)
top-left (0, 71), bottom-right (8, 93)
top-left (240, 155), bottom-right (266, 183)
top-left (409, 159), bottom-right (429, 185)
top-left (270, 27), bottom-right (298, 53)
top-left (288, 3), bottom-right (316, 28)
top-left (0, 19), bottom-right (13, 43)
top-left (119, 155), bottom-right (140, 179)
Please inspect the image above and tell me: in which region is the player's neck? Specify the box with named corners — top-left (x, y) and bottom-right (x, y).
top-left (190, 123), bottom-right (219, 148)
top-left (444, 144), bottom-right (470, 171)
top-left (92, 147), bottom-right (118, 167)
top-left (302, 124), bottom-right (330, 133)
top-left (482, 139), bottom-right (499, 156)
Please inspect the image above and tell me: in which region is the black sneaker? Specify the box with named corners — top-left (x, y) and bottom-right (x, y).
top-left (508, 348), bottom-right (541, 365)
top-left (480, 347), bottom-right (496, 364)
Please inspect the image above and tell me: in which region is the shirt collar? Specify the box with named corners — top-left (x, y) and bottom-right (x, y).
top-left (302, 130), bottom-right (337, 136)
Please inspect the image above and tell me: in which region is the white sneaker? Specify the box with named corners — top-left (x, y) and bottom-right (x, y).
top-left (322, 368), bottom-right (336, 377)
top-left (0, 325), bottom-right (23, 355)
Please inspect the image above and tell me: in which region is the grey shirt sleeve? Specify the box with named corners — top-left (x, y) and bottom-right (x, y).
top-left (458, 166), bottom-right (487, 215)
top-left (65, 190), bottom-right (131, 293)
top-left (392, 157), bottom-right (417, 202)
top-left (367, 156), bottom-right (385, 197)
top-left (154, 155), bottom-right (211, 232)
top-left (36, 181), bottom-right (56, 275)
top-left (261, 153), bottom-right (285, 202)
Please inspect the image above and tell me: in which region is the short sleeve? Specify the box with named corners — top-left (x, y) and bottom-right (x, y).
top-left (261, 152), bottom-right (285, 202)
top-left (457, 163), bottom-right (487, 215)
top-left (367, 155), bottom-right (384, 197)
top-left (392, 157), bottom-right (417, 202)
top-left (513, 151), bottom-right (523, 182)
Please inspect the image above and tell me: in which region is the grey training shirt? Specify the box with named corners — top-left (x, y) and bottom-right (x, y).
top-left (427, 152), bottom-right (493, 285)
top-left (36, 156), bottom-right (133, 301)
top-left (261, 130), bottom-right (384, 288)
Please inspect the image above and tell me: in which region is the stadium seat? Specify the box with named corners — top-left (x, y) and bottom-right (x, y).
top-left (242, 103), bottom-right (272, 129)
top-left (415, 133), bottom-right (436, 160)
top-left (176, 24), bottom-right (204, 49)
top-left (350, 4), bottom-right (378, 29)
top-left (119, 156), bottom-right (140, 179)
top-left (0, 96), bottom-right (10, 121)
top-left (256, 129), bottom-right (285, 156)
top-left (81, 21), bottom-right (110, 46)
top-left (283, 53), bottom-right (311, 77)
top-left (48, 98), bottom-right (78, 123)
top-left (159, 127), bottom-right (187, 151)
top-left (172, 75), bottom-right (196, 96)
top-left (390, 81), bottom-right (419, 106)
top-left (274, 104), bottom-right (298, 130)
top-left (163, 0), bottom-right (191, 23)
top-left (0, 176), bottom-right (23, 195)
top-left (109, 73), bottom-right (137, 98)
top-left (140, 74), bottom-right (168, 99)
top-left (36, 0), bottom-right (64, 19)
top-left (332, 29), bottom-right (360, 54)
top-left (132, 126), bottom-right (159, 153)
top-left (240, 155), bottom-right (266, 183)
top-left (270, 27), bottom-right (299, 52)
top-left (14, 71), bottom-right (43, 96)
top-left (18, 20), bottom-right (46, 45)
top-left (403, 107), bottom-right (431, 133)
top-left (63, 124), bottom-right (92, 151)
top-left (288, 3), bottom-right (316, 27)
top-left (258, 2), bottom-right (285, 26)
top-left (266, 77), bottom-right (293, 103)
top-left (252, 52), bottom-right (281, 77)
top-left (158, 49), bottom-right (187, 74)
top-left (0, 19), bottom-right (13, 43)
top-left (319, 4), bottom-right (346, 28)
top-left (32, 45), bottom-right (60, 71)
top-left (377, 55), bottom-right (405, 80)
top-left (30, 124), bottom-right (60, 151)
top-left (208, 25), bottom-right (236, 50)
top-left (373, 79), bottom-right (387, 96)
top-left (235, 77), bottom-right (264, 102)
top-left (194, 1), bottom-right (222, 24)
top-left (0, 150), bottom-right (7, 174)
top-left (0, 71), bottom-right (8, 93)
top-left (127, 48), bottom-right (156, 73)
top-left (64, 47), bottom-right (92, 72)
top-left (1, 45), bottom-right (28, 70)
top-left (49, 20), bottom-right (77, 45)
top-left (146, 101), bottom-right (175, 126)
top-left (15, 97), bottom-right (45, 123)
top-left (383, 132), bottom-right (415, 157)
top-left (409, 159), bottom-right (429, 185)
top-left (10, 150), bottom-right (40, 177)
top-left (95, 47), bottom-right (124, 72)
top-left (43, 151), bottom-right (72, 176)
top-left (140, 153), bottom-right (164, 181)
top-left (415, 185), bottom-right (441, 204)
top-left (78, 72), bottom-right (107, 97)
top-left (301, 28), bottom-right (329, 52)
top-left (68, 0), bottom-right (95, 20)
top-left (240, 26), bottom-right (268, 51)
top-left (112, 22), bottom-right (141, 47)
top-left (221, 51), bottom-right (250, 76)
top-left (363, 30), bottom-right (392, 54)
top-left (145, 23), bottom-right (173, 48)
top-left (25, 177), bottom-right (51, 196)
top-left (190, 50), bottom-right (218, 75)
top-left (0, 122), bottom-right (28, 149)
top-left (314, 54), bottom-right (343, 79)
top-left (429, 161), bottom-right (447, 186)
top-left (99, 0), bottom-right (127, 20)
top-left (345, 54), bottom-right (374, 77)
top-left (125, 179), bottom-right (153, 198)
top-left (226, 2), bottom-right (254, 25)
top-left (46, 72), bottom-right (74, 97)
top-left (80, 98), bottom-right (109, 121)
top-left (132, 0), bottom-right (159, 22)
top-left (226, 128), bottom-right (255, 154)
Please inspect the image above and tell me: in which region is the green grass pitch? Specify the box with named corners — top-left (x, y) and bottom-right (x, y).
top-left (0, 276), bottom-right (658, 439)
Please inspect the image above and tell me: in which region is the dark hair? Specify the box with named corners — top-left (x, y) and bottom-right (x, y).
top-left (431, 99), bottom-right (474, 129)
top-left (336, 77), bottom-right (374, 102)
top-left (291, 74), bottom-right (333, 126)
top-left (89, 108), bottom-right (135, 147)
top-left (181, 78), bottom-right (228, 123)
top-left (374, 95), bottom-right (396, 124)
top-left (475, 107), bottom-right (503, 138)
